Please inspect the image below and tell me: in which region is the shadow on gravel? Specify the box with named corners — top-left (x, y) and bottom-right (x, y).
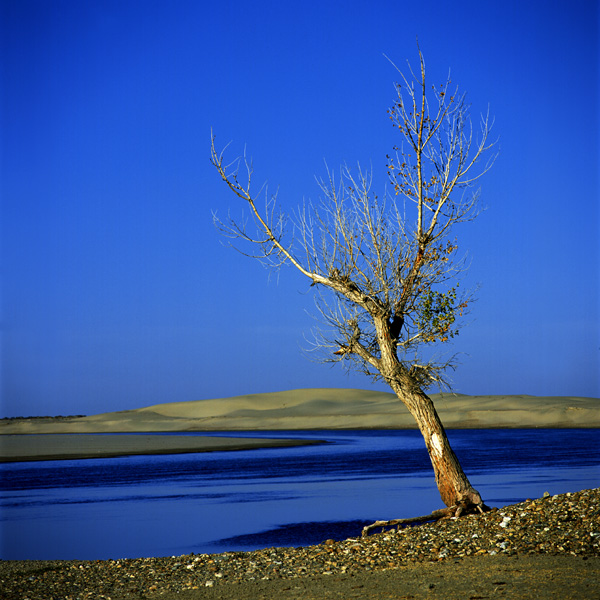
top-left (214, 520), bottom-right (373, 548)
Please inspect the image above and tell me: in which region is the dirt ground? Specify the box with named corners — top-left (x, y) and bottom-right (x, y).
top-left (158, 554), bottom-right (598, 600)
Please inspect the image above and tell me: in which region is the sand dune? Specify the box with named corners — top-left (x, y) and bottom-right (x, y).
top-left (1, 389), bottom-right (598, 435)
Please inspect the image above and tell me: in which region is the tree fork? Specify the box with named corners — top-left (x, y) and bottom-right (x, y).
top-left (212, 46), bottom-right (497, 539)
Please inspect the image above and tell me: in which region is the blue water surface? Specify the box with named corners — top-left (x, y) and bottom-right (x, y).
top-left (1, 429), bottom-right (598, 560)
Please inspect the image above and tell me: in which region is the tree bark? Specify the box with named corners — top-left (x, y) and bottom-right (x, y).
top-left (371, 310), bottom-right (482, 510)
top-left (392, 382), bottom-right (482, 507)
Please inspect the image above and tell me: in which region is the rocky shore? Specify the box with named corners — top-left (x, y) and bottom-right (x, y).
top-left (1, 488), bottom-right (599, 599)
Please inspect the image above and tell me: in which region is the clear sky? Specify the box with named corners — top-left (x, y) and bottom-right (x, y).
top-left (2, 0), bottom-right (598, 417)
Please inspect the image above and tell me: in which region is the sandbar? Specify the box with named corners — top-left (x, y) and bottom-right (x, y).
top-left (0, 433), bottom-right (323, 463)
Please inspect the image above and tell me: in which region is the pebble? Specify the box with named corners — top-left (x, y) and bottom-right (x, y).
top-left (1, 487), bottom-right (598, 599)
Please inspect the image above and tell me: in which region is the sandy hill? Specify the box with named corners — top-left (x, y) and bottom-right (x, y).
top-left (1, 389), bottom-right (598, 434)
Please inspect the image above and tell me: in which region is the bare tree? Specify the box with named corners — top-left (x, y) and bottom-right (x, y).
top-left (211, 49), bottom-right (496, 530)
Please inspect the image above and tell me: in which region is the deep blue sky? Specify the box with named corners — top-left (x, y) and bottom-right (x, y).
top-left (2, 0), bottom-right (598, 417)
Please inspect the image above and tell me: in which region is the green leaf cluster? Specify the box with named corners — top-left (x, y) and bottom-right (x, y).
top-left (417, 285), bottom-right (465, 343)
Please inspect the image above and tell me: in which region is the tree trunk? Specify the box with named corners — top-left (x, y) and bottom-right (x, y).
top-left (391, 382), bottom-right (482, 508)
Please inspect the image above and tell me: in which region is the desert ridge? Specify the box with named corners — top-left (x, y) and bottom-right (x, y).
top-left (1, 388), bottom-right (598, 434)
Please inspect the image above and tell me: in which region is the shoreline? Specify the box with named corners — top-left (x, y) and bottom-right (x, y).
top-left (1, 488), bottom-right (598, 600)
top-left (1, 422), bottom-right (597, 463)
top-left (0, 433), bottom-right (324, 463)
top-left (1, 389), bottom-right (597, 463)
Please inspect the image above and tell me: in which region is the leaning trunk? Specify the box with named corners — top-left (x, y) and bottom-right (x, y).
top-left (391, 383), bottom-right (482, 508)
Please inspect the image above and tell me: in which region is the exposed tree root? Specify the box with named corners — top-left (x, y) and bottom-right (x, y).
top-left (362, 500), bottom-right (490, 537)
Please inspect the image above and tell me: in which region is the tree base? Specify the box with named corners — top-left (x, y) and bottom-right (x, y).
top-left (361, 500), bottom-right (490, 537)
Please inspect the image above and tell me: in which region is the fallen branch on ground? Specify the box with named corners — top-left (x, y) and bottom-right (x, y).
top-left (362, 500), bottom-right (490, 537)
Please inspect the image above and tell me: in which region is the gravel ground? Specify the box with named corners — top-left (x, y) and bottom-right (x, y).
top-left (2, 488), bottom-right (599, 600)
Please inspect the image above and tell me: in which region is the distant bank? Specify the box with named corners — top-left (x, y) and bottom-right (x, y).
top-left (1, 389), bottom-right (598, 434)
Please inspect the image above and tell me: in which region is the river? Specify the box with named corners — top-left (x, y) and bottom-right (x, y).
top-left (1, 429), bottom-right (598, 560)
